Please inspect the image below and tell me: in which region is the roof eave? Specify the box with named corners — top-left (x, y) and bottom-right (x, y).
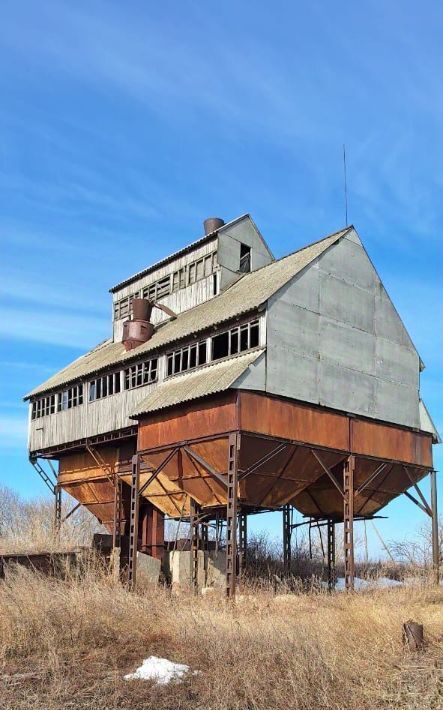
top-left (109, 213), bottom-right (251, 294)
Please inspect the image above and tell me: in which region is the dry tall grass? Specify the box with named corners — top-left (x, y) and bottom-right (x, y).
top-left (0, 486), bottom-right (102, 554)
top-left (0, 559), bottom-right (442, 710)
top-left (1, 488), bottom-right (442, 708)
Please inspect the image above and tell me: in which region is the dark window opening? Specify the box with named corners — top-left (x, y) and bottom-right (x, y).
top-left (212, 332), bottom-right (229, 360)
top-left (250, 321), bottom-right (259, 348)
top-left (239, 243), bottom-right (251, 273)
top-left (189, 345), bottom-right (197, 369)
top-left (231, 329), bottom-right (239, 354)
top-left (211, 319), bottom-right (260, 362)
top-left (240, 325), bottom-right (249, 351)
top-left (199, 341), bottom-right (207, 365)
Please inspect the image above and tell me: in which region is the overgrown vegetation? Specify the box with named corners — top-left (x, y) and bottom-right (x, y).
top-left (0, 562), bottom-right (442, 709)
top-left (0, 487), bottom-right (442, 709)
top-left (0, 486), bottom-right (102, 554)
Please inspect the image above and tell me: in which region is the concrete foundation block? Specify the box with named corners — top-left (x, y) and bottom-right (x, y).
top-left (164, 550), bottom-right (226, 592)
top-left (136, 551), bottom-right (161, 587)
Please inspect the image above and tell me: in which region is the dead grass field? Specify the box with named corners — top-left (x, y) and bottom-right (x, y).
top-left (0, 560), bottom-right (442, 710)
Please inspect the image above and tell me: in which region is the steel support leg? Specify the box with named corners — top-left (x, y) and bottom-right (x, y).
top-left (343, 455), bottom-right (355, 591)
top-left (112, 476), bottom-right (122, 549)
top-left (189, 499), bottom-right (200, 593)
top-left (226, 432), bottom-right (240, 598)
top-left (128, 454), bottom-right (140, 590)
top-left (238, 511), bottom-right (247, 580)
top-left (430, 470), bottom-right (440, 585)
top-left (327, 519), bottom-right (336, 591)
top-left (201, 520), bottom-right (209, 586)
top-left (283, 504), bottom-right (292, 574)
top-left (54, 484), bottom-right (62, 538)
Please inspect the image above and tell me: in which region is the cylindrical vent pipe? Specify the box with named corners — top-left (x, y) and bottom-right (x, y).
top-left (132, 298), bottom-right (153, 321)
top-left (122, 298), bottom-right (155, 351)
top-left (203, 217), bottom-right (225, 235)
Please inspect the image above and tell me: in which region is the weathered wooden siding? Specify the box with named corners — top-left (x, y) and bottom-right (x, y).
top-left (29, 378), bottom-right (160, 452)
top-left (113, 238), bottom-right (218, 339)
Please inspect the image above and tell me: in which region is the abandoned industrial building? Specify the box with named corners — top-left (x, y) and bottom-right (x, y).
top-left (25, 214), bottom-right (440, 594)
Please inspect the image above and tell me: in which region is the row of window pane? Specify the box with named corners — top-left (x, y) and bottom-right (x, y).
top-left (165, 319), bottom-right (259, 378)
top-left (89, 372), bottom-right (121, 401)
top-left (167, 341), bottom-right (208, 377)
top-left (124, 359), bottom-right (158, 389)
top-left (31, 319), bottom-right (259, 416)
top-left (212, 320), bottom-right (259, 361)
top-left (31, 394), bottom-right (56, 419)
top-left (113, 251), bottom-right (217, 320)
top-left (32, 357), bottom-right (158, 417)
top-left (32, 385), bottom-right (83, 419)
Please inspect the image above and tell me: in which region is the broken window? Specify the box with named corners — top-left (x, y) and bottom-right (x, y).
top-left (31, 394), bottom-right (56, 419)
top-left (113, 250), bottom-right (218, 318)
top-left (239, 243), bottom-right (251, 273)
top-left (123, 358), bottom-right (158, 390)
top-left (211, 319), bottom-right (260, 362)
top-left (166, 339), bottom-right (208, 377)
top-left (212, 331), bottom-right (229, 360)
top-left (57, 384), bottom-right (83, 412)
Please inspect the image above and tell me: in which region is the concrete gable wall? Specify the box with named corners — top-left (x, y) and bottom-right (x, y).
top-left (266, 229), bottom-right (421, 428)
top-left (218, 217), bottom-right (274, 291)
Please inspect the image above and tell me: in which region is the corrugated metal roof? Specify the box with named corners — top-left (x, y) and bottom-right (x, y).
top-left (109, 214), bottom-right (250, 293)
top-left (25, 226), bottom-right (351, 399)
top-left (131, 349), bottom-right (265, 417)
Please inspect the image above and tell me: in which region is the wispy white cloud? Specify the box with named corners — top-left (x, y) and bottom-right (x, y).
top-left (0, 307), bottom-right (108, 349)
top-left (0, 415), bottom-right (28, 449)
top-left (0, 361), bottom-right (56, 374)
top-left (0, 269), bottom-right (108, 314)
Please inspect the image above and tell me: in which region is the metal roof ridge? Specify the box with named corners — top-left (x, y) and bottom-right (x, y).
top-left (109, 213), bottom-right (251, 293)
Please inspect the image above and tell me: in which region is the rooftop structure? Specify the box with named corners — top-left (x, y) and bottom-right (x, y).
top-left (26, 214), bottom-right (440, 594)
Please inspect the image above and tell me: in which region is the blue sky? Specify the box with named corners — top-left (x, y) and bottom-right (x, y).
top-left (0, 1), bottom-right (442, 558)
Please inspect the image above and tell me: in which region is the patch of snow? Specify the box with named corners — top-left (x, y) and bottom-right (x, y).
top-left (334, 576), bottom-right (403, 591)
top-left (124, 656), bottom-right (193, 685)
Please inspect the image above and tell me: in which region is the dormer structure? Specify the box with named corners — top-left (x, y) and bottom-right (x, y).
top-left (110, 214), bottom-right (274, 341)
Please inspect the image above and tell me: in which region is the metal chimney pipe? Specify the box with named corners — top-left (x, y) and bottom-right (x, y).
top-left (122, 298), bottom-right (155, 351)
top-left (203, 217), bottom-right (225, 235)
top-left (132, 298), bottom-right (153, 321)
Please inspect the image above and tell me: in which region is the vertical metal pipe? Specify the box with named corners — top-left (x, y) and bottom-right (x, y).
top-left (112, 476), bottom-right (122, 550)
top-left (201, 520), bottom-right (209, 586)
top-left (343, 455), bottom-right (355, 591)
top-left (128, 454), bottom-right (140, 591)
top-left (189, 499), bottom-right (200, 593)
top-left (226, 432), bottom-right (240, 598)
top-left (283, 504), bottom-right (292, 574)
top-left (238, 511), bottom-right (247, 580)
top-left (54, 484), bottom-right (62, 539)
top-left (327, 520), bottom-right (336, 592)
top-left (430, 470), bottom-right (440, 585)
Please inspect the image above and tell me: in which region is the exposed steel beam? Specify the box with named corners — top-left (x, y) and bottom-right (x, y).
top-left (310, 449), bottom-right (345, 498)
top-left (355, 462), bottom-right (388, 496)
top-left (403, 466), bottom-right (432, 517)
top-left (183, 445), bottom-right (228, 490)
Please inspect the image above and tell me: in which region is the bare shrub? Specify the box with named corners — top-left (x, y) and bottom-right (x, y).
top-left (0, 485), bottom-right (103, 554)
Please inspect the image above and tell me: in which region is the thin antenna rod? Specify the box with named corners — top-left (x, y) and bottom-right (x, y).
top-left (343, 144), bottom-right (348, 226)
